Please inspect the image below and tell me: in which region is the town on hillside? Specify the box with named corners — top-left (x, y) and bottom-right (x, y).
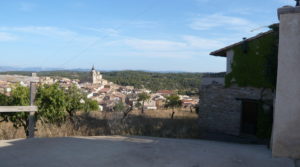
top-left (0, 66), bottom-right (199, 112)
top-left (2, 1), bottom-right (300, 165)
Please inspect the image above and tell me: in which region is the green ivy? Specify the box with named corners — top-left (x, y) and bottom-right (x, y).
top-left (256, 103), bottom-right (273, 139)
top-left (225, 25), bottom-right (279, 89)
top-left (225, 25), bottom-right (279, 139)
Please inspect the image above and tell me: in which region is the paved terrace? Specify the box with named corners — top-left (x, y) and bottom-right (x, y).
top-left (0, 136), bottom-right (295, 167)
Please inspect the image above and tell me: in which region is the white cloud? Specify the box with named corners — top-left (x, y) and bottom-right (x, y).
top-left (1, 26), bottom-right (76, 38)
top-left (127, 20), bottom-right (158, 28)
top-left (124, 36), bottom-right (225, 51)
top-left (85, 27), bottom-right (120, 36)
top-left (182, 35), bottom-right (225, 50)
top-left (195, 0), bottom-right (210, 3)
top-left (190, 14), bottom-right (257, 32)
top-left (0, 26), bottom-right (227, 59)
top-left (71, 2), bottom-right (86, 8)
top-left (126, 51), bottom-right (195, 58)
top-left (124, 38), bottom-right (187, 51)
top-left (19, 2), bottom-right (36, 12)
top-left (118, 35), bottom-right (227, 58)
top-left (276, 0), bottom-right (294, 5)
top-left (0, 26), bottom-right (101, 43)
top-left (0, 32), bottom-right (17, 41)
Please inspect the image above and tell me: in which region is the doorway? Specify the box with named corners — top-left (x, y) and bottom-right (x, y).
top-left (241, 100), bottom-right (260, 135)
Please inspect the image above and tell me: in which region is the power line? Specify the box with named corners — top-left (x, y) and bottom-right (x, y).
top-left (40, 36), bottom-right (78, 65)
top-left (57, 0), bottom-right (159, 68)
top-left (250, 25), bottom-right (269, 32)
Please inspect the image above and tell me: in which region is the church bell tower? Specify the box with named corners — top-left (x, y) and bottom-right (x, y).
top-left (90, 65), bottom-right (102, 84)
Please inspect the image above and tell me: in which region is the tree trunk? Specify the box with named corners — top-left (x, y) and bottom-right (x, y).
top-left (67, 109), bottom-right (75, 117)
top-left (24, 127), bottom-right (29, 137)
top-left (171, 108), bottom-right (175, 120)
top-left (24, 121), bottom-right (29, 137)
top-left (68, 110), bottom-right (75, 123)
top-left (141, 101), bottom-right (145, 114)
top-left (122, 106), bottom-right (133, 120)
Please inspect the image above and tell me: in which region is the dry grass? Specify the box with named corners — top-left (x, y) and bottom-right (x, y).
top-left (0, 109), bottom-right (200, 140)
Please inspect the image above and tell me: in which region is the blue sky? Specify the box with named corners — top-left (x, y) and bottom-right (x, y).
top-left (0, 0), bottom-right (294, 72)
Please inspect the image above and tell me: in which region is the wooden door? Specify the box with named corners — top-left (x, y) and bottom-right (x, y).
top-left (241, 100), bottom-right (259, 135)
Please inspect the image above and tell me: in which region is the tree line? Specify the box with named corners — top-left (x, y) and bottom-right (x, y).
top-left (0, 70), bottom-right (202, 95)
top-left (102, 71), bottom-right (202, 94)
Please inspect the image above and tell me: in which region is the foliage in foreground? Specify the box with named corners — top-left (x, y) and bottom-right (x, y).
top-left (0, 86), bottom-right (31, 136)
top-left (0, 84), bottom-right (99, 137)
top-left (0, 110), bottom-right (200, 140)
top-left (36, 84), bottom-right (67, 123)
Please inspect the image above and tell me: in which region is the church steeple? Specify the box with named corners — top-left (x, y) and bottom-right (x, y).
top-left (90, 65), bottom-right (103, 84)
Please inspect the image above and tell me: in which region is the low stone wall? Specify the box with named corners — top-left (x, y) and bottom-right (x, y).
top-left (201, 77), bottom-right (225, 86)
top-left (198, 84), bottom-right (273, 136)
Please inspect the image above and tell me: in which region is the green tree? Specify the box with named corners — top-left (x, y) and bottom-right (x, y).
top-left (165, 94), bottom-right (182, 119)
top-left (64, 85), bottom-right (84, 118)
top-left (137, 92), bottom-right (150, 114)
top-left (0, 93), bottom-right (10, 106)
top-left (0, 93), bottom-right (9, 123)
top-left (0, 85), bottom-right (31, 136)
top-left (113, 101), bottom-right (125, 112)
top-left (83, 98), bottom-right (99, 112)
top-left (35, 84), bottom-right (67, 124)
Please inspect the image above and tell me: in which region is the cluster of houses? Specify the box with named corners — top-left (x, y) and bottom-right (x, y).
top-left (0, 75), bottom-right (38, 95)
top-left (0, 80), bottom-right (12, 96)
top-left (0, 66), bottom-right (199, 112)
top-left (78, 67), bottom-right (198, 111)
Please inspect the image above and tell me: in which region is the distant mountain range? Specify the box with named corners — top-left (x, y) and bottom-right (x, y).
top-left (0, 66), bottom-right (89, 72)
top-left (0, 66), bottom-right (204, 73)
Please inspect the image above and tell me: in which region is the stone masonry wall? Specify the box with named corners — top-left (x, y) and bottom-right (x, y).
top-left (198, 84), bottom-right (273, 136)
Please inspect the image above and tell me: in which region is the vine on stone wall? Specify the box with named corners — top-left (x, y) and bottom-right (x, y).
top-left (225, 24), bottom-right (279, 139)
top-left (225, 24), bottom-right (279, 90)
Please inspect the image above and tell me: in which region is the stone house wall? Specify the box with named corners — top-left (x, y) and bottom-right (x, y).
top-left (201, 77), bottom-right (225, 86)
top-left (198, 83), bottom-right (274, 136)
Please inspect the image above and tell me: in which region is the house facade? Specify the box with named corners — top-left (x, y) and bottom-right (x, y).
top-left (199, 26), bottom-right (278, 137)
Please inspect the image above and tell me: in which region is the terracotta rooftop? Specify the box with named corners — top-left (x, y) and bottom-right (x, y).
top-left (157, 90), bottom-right (173, 94)
top-left (99, 88), bottom-right (110, 93)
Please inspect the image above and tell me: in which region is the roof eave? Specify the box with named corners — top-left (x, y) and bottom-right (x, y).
top-left (209, 29), bottom-right (275, 58)
top-left (210, 51), bottom-right (227, 57)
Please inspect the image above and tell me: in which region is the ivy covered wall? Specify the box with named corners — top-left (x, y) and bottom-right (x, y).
top-left (225, 25), bottom-right (279, 89)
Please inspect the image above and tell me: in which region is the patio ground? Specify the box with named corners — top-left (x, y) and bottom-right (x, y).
top-left (0, 136), bottom-right (295, 167)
